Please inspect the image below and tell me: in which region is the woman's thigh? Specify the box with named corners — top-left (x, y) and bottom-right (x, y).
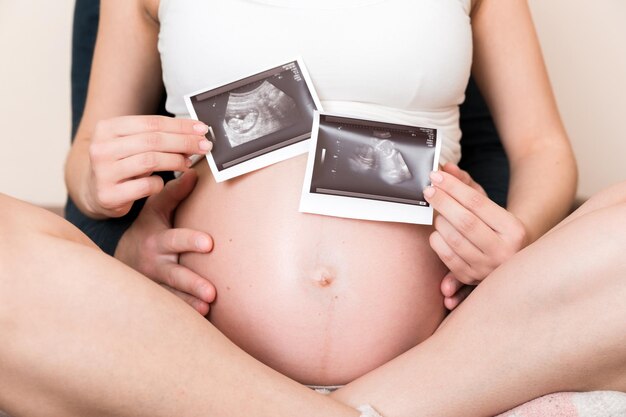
top-left (0, 193), bottom-right (95, 248)
top-left (0, 194), bottom-right (357, 417)
top-left (332, 197), bottom-right (626, 416)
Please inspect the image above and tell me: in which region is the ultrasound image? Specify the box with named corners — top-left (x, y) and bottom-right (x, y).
top-left (223, 81), bottom-right (300, 147)
top-left (311, 115), bottom-right (438, 206)
top-left (188, 60), bottom-right (318, 172)
top-left (349, 138), bottom-right (413, 184)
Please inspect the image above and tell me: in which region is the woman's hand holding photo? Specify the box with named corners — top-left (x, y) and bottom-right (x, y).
top-left (425, 163), bottom-right (528, 309)
top-left (84, 115), bottom-right (212, 218)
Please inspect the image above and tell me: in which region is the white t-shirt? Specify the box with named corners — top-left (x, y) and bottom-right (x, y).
top-left (158, 0), bottom-right (473, 164)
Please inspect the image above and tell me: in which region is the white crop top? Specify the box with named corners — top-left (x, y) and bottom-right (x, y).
top-left (158, 0), bottom-right (473, 164)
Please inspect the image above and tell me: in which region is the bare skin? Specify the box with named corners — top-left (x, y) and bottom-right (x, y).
top-left (175, 157), bottom-right (447, 385)
top-left (64, 0), bottom-right (576, 314)
top-left (170, 0), bottom-right (573, 385)
top-left (332, 183), bottom-right (626, 416)
top-left (0, 183), bottom-right (625, 416)
top-left (42, 0), bottom-right (626, 414)
top-left (0, 194), bottom-right (360, 417)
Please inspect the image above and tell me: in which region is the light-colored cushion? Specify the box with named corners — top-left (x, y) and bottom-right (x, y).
top-left (497, 391), bottom-right (626, 417)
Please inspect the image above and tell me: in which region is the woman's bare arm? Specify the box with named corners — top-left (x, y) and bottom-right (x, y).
top-left (428, 0), bottom-right (577, 306)
top-left (65, 0), bottom-right (209, 219)
top-left (471, 0), bottom-right (578, 242)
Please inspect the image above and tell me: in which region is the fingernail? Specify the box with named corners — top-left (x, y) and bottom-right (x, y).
top-left (185, 158), bottom-right (193, 168)
top-left (196, 236), bottom-right (210, 250)
top-left (430, 171), bottom-right (443, 184)
top-left (193, 123), bottom-right (209, 134)
top-left (423, 186), bottom-right (436, 199)
top-left (199, 139), bottom-right (212, 152)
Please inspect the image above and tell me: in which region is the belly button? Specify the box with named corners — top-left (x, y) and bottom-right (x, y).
top-left (312, 267), bottom-right (336, 288)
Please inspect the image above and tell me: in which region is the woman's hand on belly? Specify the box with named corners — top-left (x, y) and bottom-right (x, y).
top-left (175, 157), bottom-right (448, 385)
top-left (115, 170), bottom-right (216, 314)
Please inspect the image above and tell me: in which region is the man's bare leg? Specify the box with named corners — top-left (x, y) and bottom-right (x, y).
top-left (0, 194), bottom-right (359, 417)
top-left (333, 186), bottom-right (626, 416)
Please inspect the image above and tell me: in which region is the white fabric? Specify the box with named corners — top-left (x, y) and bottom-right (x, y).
top-left (572, 391), bottom-right (626, 417)
top-left (496, 391), bottom-right (626, 417)
top-left (357, 404), bottom-right (384, 417)
top-left (157, 0), bottom-right (473, 165)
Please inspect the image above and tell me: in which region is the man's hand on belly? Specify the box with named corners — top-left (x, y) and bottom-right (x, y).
top-left (115, 170), bottom-right (216, 315)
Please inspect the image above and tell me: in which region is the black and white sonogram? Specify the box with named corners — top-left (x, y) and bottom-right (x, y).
top-left (185, 59), bottom-right (322, 182)
top-left (348, 135), bottom-right (412, 185)
top-left (313, 115), bottom-right (437, 205)
top-left (300, 113), bottom-right (441, 225)
top-left (223, 81), bottom-right (299, 147)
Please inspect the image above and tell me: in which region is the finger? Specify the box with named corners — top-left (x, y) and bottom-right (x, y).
top-left (444, 285), bottom-right (475, 311)
top-left (113, 132), bottom-right (212, 159)
top-left (441, 162), bottom-right (466, 182)
top-left (434, 214), bottom-right (486, 267)
top-left (113, 151), bottom-right (192, 181)
top-left (440, 271), bottom-right (465, 298)
top-left (442, 163), bottom-right (486, 195)
top-left (95, 176), bottom-right (164, 212)
top-left (98, 115), bottom-right (209, 138)
top-left (429, 231), bottom-right (479, 285)
top-left (429, 171), bottom-right (509, 232)
top-left (162, 285), bottom-right (210, 316)
top-left (146, 170), bottom-right (198, 215)
top-left (424, 184), bottom-right (501, 255)
top-left (159, 263), bottom-right (216, 303)
top-left (156, 228), bottom-right (213, 254)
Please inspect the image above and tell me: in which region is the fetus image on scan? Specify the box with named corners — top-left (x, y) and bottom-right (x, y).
top-left (348, 130), bottom-right (412, 184)
top-left (348, 144), bottom-right (377, 173)
top-left (373, 137), bottom-right (412, 184)
top-left (223, 81), bottom-right (299, 147)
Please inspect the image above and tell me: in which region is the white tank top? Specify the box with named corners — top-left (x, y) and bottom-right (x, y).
top-left (158, 0), bottom-right (473, 164)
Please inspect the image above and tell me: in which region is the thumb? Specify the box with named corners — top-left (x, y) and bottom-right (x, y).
top-left (146, 170), bottom-right (199, 216)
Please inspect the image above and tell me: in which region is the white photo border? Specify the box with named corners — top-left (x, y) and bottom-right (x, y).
top-left (299, 112), bottom-right (442, 225)
top-left (184, 57), bottom-right (323, 182)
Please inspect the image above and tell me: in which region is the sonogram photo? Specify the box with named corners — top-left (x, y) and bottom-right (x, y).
top-left (223, 80), bottom-right (300, 148)
top-left (185, 59), bottom-right (322, 181)
top-left (300, 113), bottom-right (441, 225)
top-left (311, 115), bottom-right (437, 206)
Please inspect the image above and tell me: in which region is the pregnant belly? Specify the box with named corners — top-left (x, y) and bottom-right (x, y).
top-left (175, 156), bottom-right (447, 385)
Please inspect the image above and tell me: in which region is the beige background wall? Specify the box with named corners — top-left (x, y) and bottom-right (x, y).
top-left (0, 0), bottom-right (74, 206)
top-left (0, 0), bottom-right (624, 207)
top-left (529, 0), bottom-right (626, 199)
